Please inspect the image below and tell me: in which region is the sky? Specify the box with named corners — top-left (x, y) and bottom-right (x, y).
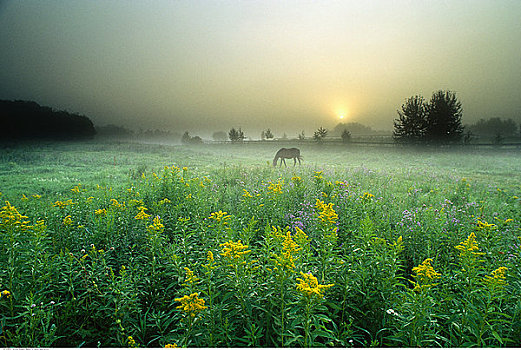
top-left (1, 0), bottom-right (520, 138)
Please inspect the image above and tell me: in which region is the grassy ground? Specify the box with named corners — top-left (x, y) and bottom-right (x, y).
top-left (0, 140), bottom-right (520, 347)
top-left (1, 140), bottom-right (520, 200)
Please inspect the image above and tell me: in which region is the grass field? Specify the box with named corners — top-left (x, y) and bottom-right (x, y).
top-left (0, 140), bottom-right (520, 347)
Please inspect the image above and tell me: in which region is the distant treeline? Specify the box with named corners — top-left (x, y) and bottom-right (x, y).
top-left (95, 124), bottom-right (182, 142)
top-left (0, 100), bottom-right (96, 141)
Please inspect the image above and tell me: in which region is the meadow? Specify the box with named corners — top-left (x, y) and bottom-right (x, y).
top-left (0, 140), bottom-right (520, 347)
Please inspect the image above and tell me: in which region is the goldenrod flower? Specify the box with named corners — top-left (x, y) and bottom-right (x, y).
top-left (220, 240), bottom-right (251, 260)
top-left (135, 207), bottom-right (151, 220)
top-left (296, 271), bottom-right (334, 299)
top-left (360, 192), bottom-right (375, 200)
top-left (476, 220), bottom-right (495, 230)
top-left (53, 199), bottom-right (74, 209)
top-left (148, 216), bottom-right (164, 233)
top-left (159, 198), bottom-right (171, 205)
top-left (0, 201), bottom-right (30, 230)
top-left (267, 180), bottom-right (284, 194)
top-left (63, 215), bottom-right (73, 226)
top-left (482, 266), bottom-right (508, 290)
top-left (207, 251), bottom-right (214, 262)
top-left (455, 232), bottom-right (484, 257)
top-left (175, 292), bottom-right (207, 318)
top-left (127, 336), bottom-right (137, 348)
top-left (110, 198), bottom-right (125, 209)
top-left (315, 199), bottom-right (338, 225)
top-left (276, 231), bottom-right (301, 270)
top-left (95, 208), bottom-right (107, 217)
top-left (209, 210), bottom-right (231, 225)
top-left (182, 267), bottom-right (200, 286)
top-left (411, 258), bottom-right (441, 291)
top-left (291, 176), bottom-right (302, 185)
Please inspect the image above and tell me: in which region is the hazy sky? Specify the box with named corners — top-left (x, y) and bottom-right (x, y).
top-left (1, 0), bottom-right (520, 137)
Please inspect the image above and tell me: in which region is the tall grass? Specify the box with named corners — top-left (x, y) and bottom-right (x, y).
top-left (0, 141), bottom-right (520, 347)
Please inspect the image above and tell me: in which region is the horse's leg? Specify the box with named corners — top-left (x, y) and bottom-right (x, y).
top-left (293, 157), bottom-right (296, 166)
top-left (283, 158), bottom-right (287, 167)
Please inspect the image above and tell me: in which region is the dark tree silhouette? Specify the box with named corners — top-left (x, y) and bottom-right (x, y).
top-left (425, 90), bottom-right (463, 143)
top-left (181, 131), bottom-right (203, 144)
top-left (393, 95), bottom-right (427, 143)
top-left (313, 127), bottom-right (328, 143)
top-left (261, 128), bottom-right (274, 140)
top-left (0, 100), bottom-right (96, 141)
top-left (467, 117), bottom-right (518, 138)
top-left (212, 131), bottom-right (227, 141)
top-left (341, 129), bottom-right (352, 143)
top-left (228, 127), bottom-right (245, 143)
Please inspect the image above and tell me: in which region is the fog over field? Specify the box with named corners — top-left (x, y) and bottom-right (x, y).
top-left (1, 1), bottom-right (520, 137)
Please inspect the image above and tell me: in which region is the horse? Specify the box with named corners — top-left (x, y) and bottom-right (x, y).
top-left (273, 148), bottom-right (302, 167)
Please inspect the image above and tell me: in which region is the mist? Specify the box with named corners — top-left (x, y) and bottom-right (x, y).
top-left (1, 0), bottom-right (520, 138)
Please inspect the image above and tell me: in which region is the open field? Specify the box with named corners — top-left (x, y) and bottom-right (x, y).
top-left (0, 141), bottom-right (520, 347)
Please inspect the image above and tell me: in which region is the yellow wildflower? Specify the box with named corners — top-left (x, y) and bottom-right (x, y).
top-left (148, 216), bottom-right (164, 233)
top-left (296, 271), bottom-right (334, 299)
top-left (135, 207), bottom-right (151, 220)
top-left (63, 215), bottom-right (73, 226)
top-left (159, 198), bottom-right (171, 205)
top-left (220, 240), bottom-right (251, 260)
top-left (1, 290), bottom-right (11, 298)
top-left (315, 199), bottom-right (338, 225)
top-left (21, 194), bottom-right (28, 201)
top-left (164, 344), bottom-right (178, 348)
top-left (360, 192), bottom-right (375, 200)
top-left (476, 220), bottom-right (495, 230)
top-left (175, 292), bottom-right (207, 318)
top-left (127, 336), bottom-right (137, 348)
top-left (32, 194), bottom-right (42, 199)
top-left (53, 199), bottom-right (74, 209)
top-left (207, 251), bottom-right (214, 262)
top-left (411, 258), bottom-right (441, 291)
top-left (209, 210), bottom-right (231, 225)
top-left (455, 232), bottom-right (484, 257)
top-left (0, 201), bottom-right (30, 230)
top-left (267, 180), bottom-right (284, 195)
top-left (182, 267), bottom-right (200, 286)
top-left (482, 266), bottom-right (508, 290)
top-left (291, 176), bottom-right (302, 185)
top-left (242, 189), bottom-right (253, 198)
top-left (277, 231), bottom-right (301, 270)
top-left (110, 199), bottom-right (124, 209)
top-left (95, 208), bottom-right (107, 217)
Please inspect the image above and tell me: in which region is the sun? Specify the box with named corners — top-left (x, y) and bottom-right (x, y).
top-left (338, 114), bottom-right (345, 120)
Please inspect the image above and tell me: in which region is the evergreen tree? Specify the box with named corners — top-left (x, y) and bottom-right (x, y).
top-left (393, 95), bottom-right (427, 143)
top-left (425, 90), bottom-right (463, 143)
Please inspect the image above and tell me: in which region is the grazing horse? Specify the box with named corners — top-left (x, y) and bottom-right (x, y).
top-left (273, 148), bottom-right (302, 167)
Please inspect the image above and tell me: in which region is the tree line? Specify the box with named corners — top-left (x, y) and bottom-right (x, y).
top-left (0, 100), bottom-right (96, 141)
